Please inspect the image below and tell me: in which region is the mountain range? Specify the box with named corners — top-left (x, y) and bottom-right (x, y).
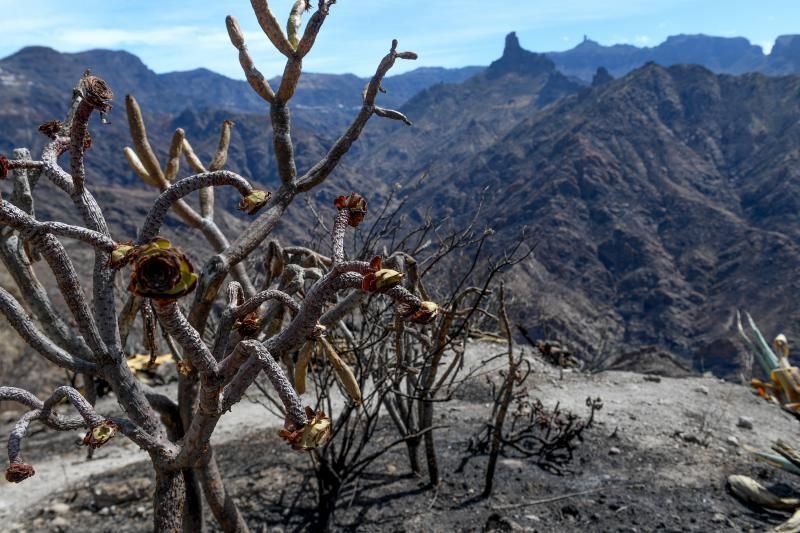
top-left (2, 31), bottom-right (800, 376)
top-left (547, 33), bottom-right (800, 81)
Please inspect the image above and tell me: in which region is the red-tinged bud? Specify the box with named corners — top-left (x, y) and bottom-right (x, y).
top-left (38, 120), bottom-right (62, 138)
top-left (5, 462), bottom-right (35, 483)
top-left (362, 269), bottom-right (403, 293)
top-left (334, 192), bottom-right (368, 227)
top-left (109, 241), bottom-right (134, 269)
top-left (238, 190), bottom-right (271, 215)
top-left (82, 420), bottom-right (118, 449)
top-left (279, 407), bottom-right (331, 451)
top-left (234, 311), bottom-right (262, 338)
top-left (405, 301), bottom-right (440, 325)
top-left (369, 256), bottom-right (382, 270)
top-left (0, 156), bottom-right (8, 179)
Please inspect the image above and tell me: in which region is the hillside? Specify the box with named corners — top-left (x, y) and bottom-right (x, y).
top-left (1, 343), bottom-right (796, 532)
top-left (388, 61), bottom-right (800, 374)
top-left (2, 34), bottom-right (800, 376)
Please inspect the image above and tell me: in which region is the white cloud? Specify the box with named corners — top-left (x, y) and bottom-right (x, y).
top-left (57, 27), bottom-right (202, 48)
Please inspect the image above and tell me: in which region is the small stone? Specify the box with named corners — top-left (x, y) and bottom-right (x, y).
top-left (609, 447), bottom-right (621, 455)
top-left (711, 513), bottom-right (726, 523)
top-left (562, 504), bottom-right (580, 519)
top-left (682, 433), bottom-right (709, 446)
top-left (727, 436), bottom-right (740, 447)
top-left (51, 517), bottom-right (69, 528)
top-left (50, 503), bottom-right (70, 515)
top-left (695, 386), bottom-right (709, 395)
top-left (98, 507), bottom-right (111, 516)
top-left (136, 506), bottom-right (146, 515)
top-left (386, 463), bottom-right (397, 474)
top-left (737, 416), bottom-right (754, 430)
top-left (643, 375), bottom-right (661, 383)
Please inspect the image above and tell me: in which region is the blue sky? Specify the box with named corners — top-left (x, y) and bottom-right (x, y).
top-left (1, 1), bottom-right (798, 77)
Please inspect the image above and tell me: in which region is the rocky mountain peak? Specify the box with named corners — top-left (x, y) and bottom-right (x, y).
top-left (486, 31), bottom-right (557, 79)
top-left (591, 67), bottom-right (614, 87)
top-left (772, 34), bottom-right (800, 57)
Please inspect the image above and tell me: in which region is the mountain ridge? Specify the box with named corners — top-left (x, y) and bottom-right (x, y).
top-left (546, 33), bottom-right (800, 81)
top-left (2, 35), bottom-right (800, 375)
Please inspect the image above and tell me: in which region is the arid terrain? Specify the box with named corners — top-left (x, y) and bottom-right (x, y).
top-left (2, 15), bottom-right (800, 533)
top-left (1, 341), bottom-right (797, 532)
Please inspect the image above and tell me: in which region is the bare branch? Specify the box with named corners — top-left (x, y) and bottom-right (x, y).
top-left (250, 0), bottom-right (295, 57)
top-left (296, 40), bottom-right (417, 192)
top-left (296, 1), bottom-right (334, 58)
top-left (271, 103), bottom-right (298, 182)
top-left (29, 233), bottom-right (107, 357)
top-left (0, 387), bottom-right (44, 410)
top-left (181, 138), bottom-right (207, 174)
top-left (234, 288), bottom-right (300, 318)
top-left (0, 234), bottom-right (93, 360)
top-left (164, 128), bottom-right (185, 182)
top-left (226, 15), bottom-right (275, 104)
top-left (137, 170), bottom-right (257, 244)
top-left (331, 209), bottom-right (349, 265)
top-left (154, 300), bottom-right (218, 374)
top-left (125, 94), bottom-right (165, 183)
top-left (373, 106), bottom-right (412, 125)
top-left (40, 138), bottom-right (74, 193)
top-left (0, 287), bottom-right (97, 373)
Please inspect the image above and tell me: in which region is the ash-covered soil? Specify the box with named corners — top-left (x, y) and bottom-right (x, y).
top-left (2, 342), bottom-right (799, 532)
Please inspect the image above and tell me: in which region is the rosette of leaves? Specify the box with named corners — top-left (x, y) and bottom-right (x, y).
top-left (126, 238), bottom-right (198, 300)
top-left (79, 74), bottom-right (113, 112)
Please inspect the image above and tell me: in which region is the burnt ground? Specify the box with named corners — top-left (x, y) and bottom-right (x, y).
top-left (2, 342), bottom-right (800, 532)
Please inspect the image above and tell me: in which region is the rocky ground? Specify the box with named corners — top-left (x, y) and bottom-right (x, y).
top-left (1, 341), bottom-right (799, 532)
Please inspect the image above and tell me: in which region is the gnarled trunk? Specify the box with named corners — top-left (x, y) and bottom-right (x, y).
top-left (154, 469), bottom-right (186, 533)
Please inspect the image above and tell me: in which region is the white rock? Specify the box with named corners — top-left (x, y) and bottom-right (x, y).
top-left (609, 447), bottom-right (621, 455)
top-left (726, 436), bottom-right (739, 447)
top-left (50, 503), bottom-right (70, 515)
top-left (51, 517), bottom-right (69, 528)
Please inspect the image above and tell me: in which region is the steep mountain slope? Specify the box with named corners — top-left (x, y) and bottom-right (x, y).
top-left (401, 63), bottom-right (800, 374)
top-left (344, 32), bottom-right (584, 191)
top-left (546, 34), bottom-right (800, 81)
top-left (3, 36), bottom-right (800, 376)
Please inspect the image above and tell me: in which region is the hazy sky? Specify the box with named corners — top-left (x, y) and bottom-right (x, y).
top-left (1, 1), bottom-right (798, 78)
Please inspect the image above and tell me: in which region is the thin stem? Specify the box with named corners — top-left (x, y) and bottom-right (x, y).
top-left (0, 287), bottom-right (97, 373)
top-left (138, 171), bottom-right (254, 244)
